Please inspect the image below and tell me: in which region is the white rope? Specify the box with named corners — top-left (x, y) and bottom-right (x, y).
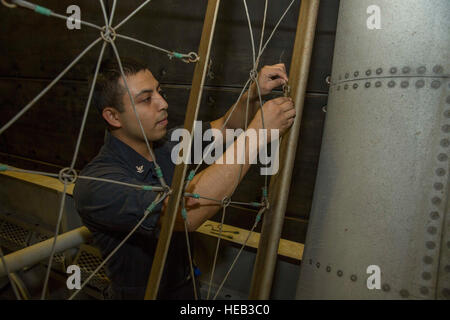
top-left (68, 192), bottom-right (167, 300)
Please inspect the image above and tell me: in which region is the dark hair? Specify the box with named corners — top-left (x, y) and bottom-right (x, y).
top-left (91, 57), bottom-right (148, 114)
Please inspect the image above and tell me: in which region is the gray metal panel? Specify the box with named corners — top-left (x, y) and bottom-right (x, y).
top-left (296, 0), bottom-right (450, 299)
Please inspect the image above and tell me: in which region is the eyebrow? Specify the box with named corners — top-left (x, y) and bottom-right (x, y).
top-left (134, 83), bottom-right (161, 99)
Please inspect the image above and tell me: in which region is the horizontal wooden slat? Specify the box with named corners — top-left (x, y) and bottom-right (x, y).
top-left (0, 166), bottom-right (303, 260)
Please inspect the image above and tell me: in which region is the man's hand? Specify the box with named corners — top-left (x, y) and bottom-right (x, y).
top-left (250, 63), bottom-right (289, 97)
top-left (249, 96), bottom-right (296, 141)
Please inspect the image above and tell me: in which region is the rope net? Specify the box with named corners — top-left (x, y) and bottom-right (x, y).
top-left (0, 0), bottom-right (296, 300)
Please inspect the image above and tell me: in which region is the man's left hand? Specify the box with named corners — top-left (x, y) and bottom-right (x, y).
top-left (250, 63), bottom-right (289, 97)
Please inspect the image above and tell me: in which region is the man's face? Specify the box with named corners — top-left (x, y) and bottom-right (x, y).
top-left (117, 69), bottom-right (168, 142)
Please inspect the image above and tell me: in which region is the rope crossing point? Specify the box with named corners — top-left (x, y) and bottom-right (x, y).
top-left (0, 0), bottom-right (297, 300)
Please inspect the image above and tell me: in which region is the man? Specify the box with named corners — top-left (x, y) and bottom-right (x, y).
top-left (73, 57), bottom-right (295, 299)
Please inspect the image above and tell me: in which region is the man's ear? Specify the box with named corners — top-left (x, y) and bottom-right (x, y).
top-left (102, 107), bottom-right (122, 128)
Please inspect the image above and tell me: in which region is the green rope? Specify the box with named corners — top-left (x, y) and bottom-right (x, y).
top-left (181, 208), bottom-right (188, 220)
top-left (35, 5), bottom-right (52, 16)
top-left (0, 164), bottom-right (8, 172)
top-left (187, 170), bottom-right (195, 181)
top-left (155, 167), bottom-right (163, 178)
top-left (262, 187), bottom-right (268, 198)
top-left (146, 202), bottom-right (157, 212)
top-left (172, 52), bottom-right (183, 59)
top-left (141, 185), bottom-right (153, 191)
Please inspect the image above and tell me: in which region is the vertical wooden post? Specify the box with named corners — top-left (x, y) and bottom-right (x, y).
top-left (144, 0), bottom-right (221, 300)
top-left (248, 0), bottom-right (321, 300)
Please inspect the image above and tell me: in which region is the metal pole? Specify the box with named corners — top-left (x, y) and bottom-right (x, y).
top-left (144, 0), bottom-right (221, 300)
top-left (0, 226), bottom-right (91, 277)
top-left (248, 0), bottom-right (320, 300)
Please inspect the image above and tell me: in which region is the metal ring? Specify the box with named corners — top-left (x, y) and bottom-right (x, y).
top-left (188, 52), bottom-right (200, 63)
top-left (325, 75), bottom-right (331, 85)
top-left (58, 167), bottom-right (78, 185)
top-left (1, 0), bottom-right (17, 8)
top-left (221, 197), bottom-right (231, 207)
top-left (100, 26), bottom-right (117, 42)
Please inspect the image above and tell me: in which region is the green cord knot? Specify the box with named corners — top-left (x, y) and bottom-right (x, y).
top-left (155, 167), bottom-right (163, 178)
top-left (187, 170), bottom-right (195, 181)
top-left (0, 164), bottom-right (8, 172)
top-left (250, 202), bottom-right (261, 207)
top-left (146, 202), bottom-right (157, 212)
top-left (181, 208), bottom-right (187, 220)
top-left (192, 193), bottom-right (200, 199)
top-left (256, 214), bottom-right (262, 223)
top-left (35, 5), bottom-right (52, 16)
top-left (172, 52), bottom-right (183, 59)
top-left (262, 187), bottom-right (268, 198)
top-left (141, 185), bottom-right (153, 191)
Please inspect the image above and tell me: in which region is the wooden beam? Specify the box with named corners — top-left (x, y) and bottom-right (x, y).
top-left (0, 167), bottom-right (304, 261)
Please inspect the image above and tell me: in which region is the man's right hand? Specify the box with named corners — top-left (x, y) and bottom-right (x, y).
top-left (249, 97), bottom-right (296, 142)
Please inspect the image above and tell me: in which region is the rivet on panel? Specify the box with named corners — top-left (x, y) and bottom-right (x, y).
top-left (401, 81), bottom-right (409, 88)
top-left (431, 80), bottom-right (441, 89)
top-left (399, 289), bottom-right (410, 298)
top-left (437, 153), bottom-right (448, 162)
top-left (416, 80), bottom-right (425, 88)
top-left (375, 81), bottom-right (382, 88)
top-left (326, 266), bottom-right (331, 272)
top-left (431, 197), bottom-right (442, 205)
top-left (423, 255), bottom-right (433, 264)
top-left (436, 168), bottom-right (446, 176)
top-left (402, 66), bottom-right (411, 74)
top-left (316, 262), bottom-right (320, 268)
top-left (420, 287), bottom-right (429, 295)
top-left (388, 81), bottom-right (396, 88)
top-left (390, 67), bottom-right (397, 74)
top-left (350, 275), bottom-right (357, 282)
top-left (430, 211), bottom-right (440, 220)
top-left (353, 83), bottom-right (358, 89)
top-left (376, 68), bottom-right (383, 75)
top-left (434, 182), bottom-right (444, 190)
top-left (382, 284), bottom-right (390, 292)
top-left (366, 69), bottom-right (371, 76)
top-left (417, 66), bottom-right (426, 74)
top-left (354, 71), bottom-right (359, 77)
top-left (441, 139), bottom-right (450, 147)
top-left (365, 82), bottom-right (371, 88)
top-left (427, 226), bottom-right (437, 235)
top-left (337, 270), bottom-right (343, 277)
top-left (433, 65), bottom-right (443, 74)
top-left (426, 241), bottom-right (436, 249)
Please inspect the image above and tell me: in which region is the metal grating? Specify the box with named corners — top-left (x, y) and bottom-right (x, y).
top-left (74, 247), bottom-right (110, 291)
top-left (0, 219), bottom-right (31, 251)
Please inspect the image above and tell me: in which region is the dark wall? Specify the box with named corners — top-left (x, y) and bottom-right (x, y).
top-left (0, 0), bottom-right (340, 243)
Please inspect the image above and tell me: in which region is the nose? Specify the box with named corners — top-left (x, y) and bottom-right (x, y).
top-left (155, 91), bottom-right (168, 111)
